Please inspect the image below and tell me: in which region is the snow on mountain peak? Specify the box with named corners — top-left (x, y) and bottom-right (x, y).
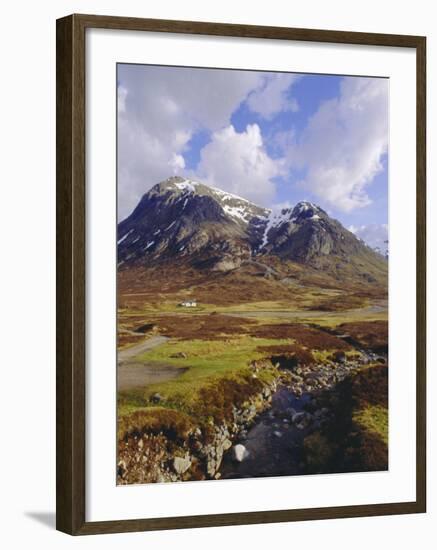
top-left (159, 176), bottom-right (268, 225)
top-left (173, 179), bottom-right (199, 193)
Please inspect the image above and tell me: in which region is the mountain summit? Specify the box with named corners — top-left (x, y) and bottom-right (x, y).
top-left (118, 176), bottom-right (387, 283)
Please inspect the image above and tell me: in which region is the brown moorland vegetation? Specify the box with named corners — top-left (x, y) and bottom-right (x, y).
top-left (141, 314), bottom-right (257, 341)
top-left (256, 343), bottom-right (315, 367)
top-left (336, 320), bottom-right (388, 353)
top-left (249, 323), bottom-right (353, 351)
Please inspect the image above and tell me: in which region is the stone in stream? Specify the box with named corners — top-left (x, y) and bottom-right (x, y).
top-left (232, 444), bottom-right (249, 462)
top-left (292, 412), bottom-right (312, 430)
top-left (273, 431), bottom-right (283, 438)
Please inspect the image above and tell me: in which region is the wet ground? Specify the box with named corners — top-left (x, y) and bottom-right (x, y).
top-left (117, 335), bottom-right (190, 390)
top-left (117, 363), bottom-right (188, 391)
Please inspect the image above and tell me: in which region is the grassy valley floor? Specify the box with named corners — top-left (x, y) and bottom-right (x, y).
top-left (116, 268), bottom-right (388, 484)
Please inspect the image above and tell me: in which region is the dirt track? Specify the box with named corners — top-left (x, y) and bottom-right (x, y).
top-left (118, 335), bottom-right (169, 364)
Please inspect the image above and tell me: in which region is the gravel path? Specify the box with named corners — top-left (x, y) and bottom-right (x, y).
top-left (118, 335), bottom-right (169, 364)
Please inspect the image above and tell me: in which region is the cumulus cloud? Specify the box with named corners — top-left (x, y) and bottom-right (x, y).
top-left (118, 65), bottom-right (388, 222)
top-left (169, 153), bottom-right (185, 173)
top-left (117, 65), bottom-right (263, 219)
top-left (349, 223), bottom-right (388, 255)
top-left (117, 65), bottom-right (304, 218)
top-left (247, 74), bottom-right (299, 119)
top-left (194, 124), bottom-right (282, 205)
top-left (294, 77), bottom-right (388, 212)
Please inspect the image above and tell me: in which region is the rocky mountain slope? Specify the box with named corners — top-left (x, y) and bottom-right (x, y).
top-left (118, 176), bottom-right (387, 284)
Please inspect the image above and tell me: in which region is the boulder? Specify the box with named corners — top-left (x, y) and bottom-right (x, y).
top-left (232, 444), bottom-right (249, 462)
top-left (221, 438), bottom-right (232, 452)
top-left (173, 455), bottom-right (191, 475)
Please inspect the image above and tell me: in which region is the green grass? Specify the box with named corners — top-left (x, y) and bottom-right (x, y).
top-left (118, 336), bottom-right (290, 413)
top-left (353, 404), bottom-right (388, 445)
top-left (117, 304), bottom-right (388, 445)
top-left (117, 406), bottom-right (195, 441)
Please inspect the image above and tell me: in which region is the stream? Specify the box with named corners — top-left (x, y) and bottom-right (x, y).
top-left (220, 386), bottom-right (313, 479)
top-left (219, 347), bottom-right (385, 480)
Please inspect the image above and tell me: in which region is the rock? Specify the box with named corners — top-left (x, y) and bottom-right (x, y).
top-left (222, 438), bottom-right (232, 451)
top-left (138, 438), bottom-right (144, 450)
top-left (150, 393), bottom-right (162, 404)
top-left (292, 412), bottom-right (312, 430)
top-left (212, 257), bottom-right (243, 272)
top-left (117, 460), bottom-right (126, 478)
top-left (170, 352), bottom-right (187, 359)
top-left (332, 350), bottom-right (346, 363)
top-left (232, 444), bottom-right (249, 462)
top-left (173, 455), bottom-right (191, 475)
top-left (273, 431), bottom-right (283, 438)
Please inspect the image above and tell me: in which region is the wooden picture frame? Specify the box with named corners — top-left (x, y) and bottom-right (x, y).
top-left (56, 13), bottom-right (426, 535)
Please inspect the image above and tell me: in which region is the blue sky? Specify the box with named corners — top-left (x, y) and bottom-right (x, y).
top-left (117, 64), bottom-right (389, 249)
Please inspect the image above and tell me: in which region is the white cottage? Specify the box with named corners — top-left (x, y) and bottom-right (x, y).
top-left (180, 300), bottom-right (197, 307)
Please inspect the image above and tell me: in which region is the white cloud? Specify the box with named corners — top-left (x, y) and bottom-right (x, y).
top-left (169, 153), bottom-right (185, 173)
top-left (118, 67), bottom-right (388, 222)
top-left (194, 124), bottom-right (282, 205)
top-left (117, 85), bottom-right (127, 114)
top-left (117, 65), bottom-right (264, 219)
top-left (294, 77), bottom-right (388, 212)
top-left (247, 74), bottom-right (299, 119)
top-left (349, 223), bottom-right (388, 255)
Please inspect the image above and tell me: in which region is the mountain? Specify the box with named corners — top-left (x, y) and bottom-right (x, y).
top-left (118, 176), bottom-right (387, 284)
top-left (118, 177), bottom-right (268, 271)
